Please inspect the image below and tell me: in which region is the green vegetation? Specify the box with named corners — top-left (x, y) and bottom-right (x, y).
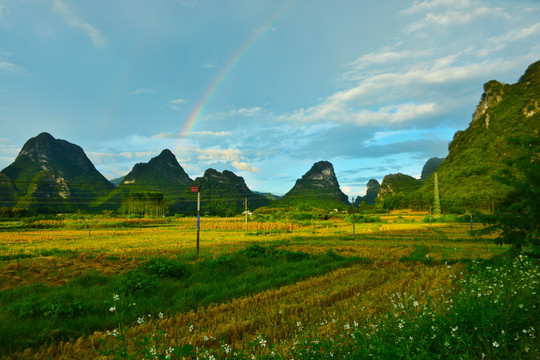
top-left (272, 161), bottom-right (350, 211)
top-left (172, 169), bottom-right (270, 216)
top-left (283, 255), bottom-right (539, 359)
top-left (475, 136), bottom-right (540, 255)
top-left (0, 246), bottom-right (360, 354)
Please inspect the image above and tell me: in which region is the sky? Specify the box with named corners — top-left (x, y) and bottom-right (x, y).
top-left (1, 0), bottom-right (539, 197)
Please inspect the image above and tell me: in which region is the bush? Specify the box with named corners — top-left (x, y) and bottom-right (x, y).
top-left (8, 292), bottom-right (89, 320)
top-left (143, 258), bottom-right (190, 279)
top-left (122, 269), bottom-right (159, 294)
top-left (345, 214), bottom-right (381, 223)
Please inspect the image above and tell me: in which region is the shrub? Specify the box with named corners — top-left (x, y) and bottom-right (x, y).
top-left (8, 292), bottom-right (89, 320)
top-left (122, 269), bottom-right (159, 294)
top-left (143, 258), bottom-right (190, 279)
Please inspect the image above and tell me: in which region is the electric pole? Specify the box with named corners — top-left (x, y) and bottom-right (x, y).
top-left (191, 182), bottom-right (201, 259)
top-left (351, 196), bottom-right (355, 236)
top-left (245, 197), bottom-right (248, 232)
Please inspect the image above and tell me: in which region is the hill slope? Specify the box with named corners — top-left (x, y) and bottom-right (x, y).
top-left (117, 149), bottom-right (192, 200)
top-left (1, 132), bottom-right (114, 211)
top-left (416, 60), bottom-right (540, 211)
top-left (355, 179), bottom-right (381, 206)
top-left (172, 169), bottom-right (270, 216)
top-left (274, 161), bottom-right (349, 209)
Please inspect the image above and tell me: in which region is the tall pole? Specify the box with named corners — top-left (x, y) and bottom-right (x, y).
top-left (196, 182), bottom-right (200, 259)
top-left (245, 197), bottom-right (248, 232)
top-left (351, 196), bottom-right (355, 236)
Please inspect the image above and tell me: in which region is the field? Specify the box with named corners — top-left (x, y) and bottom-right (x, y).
top-left (0, 213), bottom-right (538, 359)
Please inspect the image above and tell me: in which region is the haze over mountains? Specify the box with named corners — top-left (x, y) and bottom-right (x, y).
top-left (0, 60), bottom-right (539, 215)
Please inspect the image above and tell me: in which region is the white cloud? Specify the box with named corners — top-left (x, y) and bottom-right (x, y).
top-left (401, 0), bottom-right (473, 15)
top-left (191, 131), bottom-right (232, 137)
top-left (169, 98), bottom-right (186, 110)
top-left (195, 148), bottom-right (242, 162)
top-left (192, 147), bottom-right (260, 173)
top-left (479, 23), bottom-right (540, 56)
top-left (87, 151), bottom-right (157, 164)
top-left (0, 60), bottom-right (26, 75)
top-left (237, 107), bottom-right (262, 116)
top-left (406, 7), bottom-right (508, 33)
top-left (403, 0), bottom-right (510, 33)
top-left (130, 88), bottom-right (156, 95)
top-left (231, 161), bottom-right (260, 173)
top-left (152, 130), bottom-right (232, 139)
top-left (53, 0), bottom-right (106, 48)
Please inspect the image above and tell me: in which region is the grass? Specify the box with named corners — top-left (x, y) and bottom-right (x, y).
top-left (0, 214), bottom-right (533, 359)
top-left (0, 244), bottom-right (362, 354)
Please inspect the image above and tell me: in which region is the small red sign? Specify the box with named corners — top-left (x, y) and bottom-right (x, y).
top-left (191, 186), bottom-right (199, 193)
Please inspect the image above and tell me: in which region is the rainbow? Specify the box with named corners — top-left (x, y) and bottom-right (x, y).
top-left (174, 0), bottom-right (302, 154)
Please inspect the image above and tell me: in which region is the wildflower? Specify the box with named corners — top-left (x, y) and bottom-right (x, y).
top-left (159, 312), bottom-right (164, 319)
top-left (137, 317), bottom-right (144, 324)
top-left (259, 338), bottom-right (267, 347)
top-left (113, 294), bottom-right (120, 301)
top-left (189, 324), bottom-right (194, 333)
top-left (109, 306), bottom-right (116, 312)
top-left (413, 301), bottom-right (419, 307)
top-left (493, 341), bottom-right (499, 347)
top-left (398, 323), bottom-right (403, 329)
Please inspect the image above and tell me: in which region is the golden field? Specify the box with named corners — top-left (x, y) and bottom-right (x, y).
top-left (0, 215), bottom-right (507, 359)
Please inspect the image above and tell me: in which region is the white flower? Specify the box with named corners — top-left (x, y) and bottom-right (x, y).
top-left (493, 341), bottom-right (499, 347)
top-left (413, 301), bottom-right (419, 307)
top-left (137, 317), bottom-right (144, 324)
top-left (109, 306), bottom-right (116, 312)
top-left (113, 294), bottom-right (120, 301)
top-left (159, 312), bottom-right (164, 319)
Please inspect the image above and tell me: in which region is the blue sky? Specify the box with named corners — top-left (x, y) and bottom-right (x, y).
top-left (1, 0), bottom-right (539, 197)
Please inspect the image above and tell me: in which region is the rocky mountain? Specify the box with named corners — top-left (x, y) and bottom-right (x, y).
top-left (110, 176), bottom-right (125, 187)
top-left (253, 191), bottom-right (281, 200)
top-left (274, 161), bottom-right (349, 209)
top-left (172, 168), bottom-right (270, 216)
top-left (1, 132), bottom-right (114, 211)
top-left (414, 60), bottom-right (540, 212)
top-left (378, 173), bottom-right (421, 201)
top-left (118, 149), bottom-right (192, 198)
top-left (421, 157), bottom-right (445, 181)
top-left (355, 179), bottom-right (381, 206)
top-left (0, 173), bottom-right (17, 207)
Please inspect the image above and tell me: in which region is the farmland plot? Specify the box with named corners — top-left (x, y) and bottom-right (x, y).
top-left (0, 216), bottom-right (537, 359)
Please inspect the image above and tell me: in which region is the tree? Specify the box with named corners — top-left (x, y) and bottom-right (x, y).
top-left (478, 136), bottom-right (540, 255)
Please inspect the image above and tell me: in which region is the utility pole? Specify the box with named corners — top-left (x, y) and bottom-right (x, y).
top-left (191, 182), bottom-right (201, 259)
top-left (197, 186), bottom-right (200, 258)
top-left (245, 197), bottom-right (248, 232)
top-left (351, 196), bottom-right (355, 236)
